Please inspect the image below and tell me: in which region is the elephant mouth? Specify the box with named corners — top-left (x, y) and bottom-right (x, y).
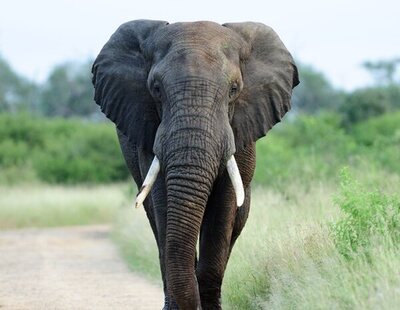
top-left (134, 155), bottom-right (244, 208)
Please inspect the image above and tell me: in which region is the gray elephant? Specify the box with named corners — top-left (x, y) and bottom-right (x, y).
top-left (92, 20), bottom-right (298, 309)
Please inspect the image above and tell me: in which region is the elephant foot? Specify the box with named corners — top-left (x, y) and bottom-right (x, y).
top-left (199, 288), bottom-right (222, 310)
top-left (200, 300), bottom-right (222, 310)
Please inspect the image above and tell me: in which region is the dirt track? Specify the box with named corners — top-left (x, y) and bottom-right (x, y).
top-left (0, 225), bottom-right (163, 309)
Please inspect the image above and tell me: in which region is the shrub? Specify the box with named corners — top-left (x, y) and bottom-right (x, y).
top-left (254, 114), bottom-right (357, 189)
top-left (351, 111), bottom-right (400, 146)
top-left (0, 113), bottom-right (129, 184)
top-left (331, 168), bottom-right (400, 259)
top-left (0, 113), bottom-right (44, 148)
top-left (32, 122), bottom-right (128, 184)
top-left (0, 139), bottom-right (29, 166)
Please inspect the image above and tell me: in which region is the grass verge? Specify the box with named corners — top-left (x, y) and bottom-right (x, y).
top-left (0, 184), bottom-right (126, 229)
top-left (112, 172), bottom-right (400, 309)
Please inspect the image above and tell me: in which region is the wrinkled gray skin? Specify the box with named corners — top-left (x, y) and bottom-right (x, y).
top-left (92, 20), bottom-right (299, 309)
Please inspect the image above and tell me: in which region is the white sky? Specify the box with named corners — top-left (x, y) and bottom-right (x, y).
top-left (0, 0), bottom-right (399, 90)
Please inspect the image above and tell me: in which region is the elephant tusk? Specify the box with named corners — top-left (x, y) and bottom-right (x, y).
top-left (135, 156), bottom-right (160, 208)
top-left (226, 155), bottom-right (245, 207)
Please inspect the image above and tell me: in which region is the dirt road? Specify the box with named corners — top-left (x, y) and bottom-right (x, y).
top-left (0, 225), bottom-right (163, 309)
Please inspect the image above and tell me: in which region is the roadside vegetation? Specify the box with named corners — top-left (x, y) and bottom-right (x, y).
top-left (111, 110), bottom-right (400, 309)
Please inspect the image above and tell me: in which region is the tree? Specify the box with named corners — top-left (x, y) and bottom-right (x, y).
top-left (339, 87), bottom-right (391, 127)
top-left (339, 58), bottom-right (400, 127)
top-left (363, 58), bottom-right (400, 85)
top-left (39, 60), bottom-right (98, 118)
top-left (291, 63), bottom-right (344, 114)
top-left (0, 55), bottom-right (38, 113)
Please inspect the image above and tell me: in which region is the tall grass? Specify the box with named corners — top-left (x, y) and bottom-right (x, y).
top-left (222, 172), bottom-right (400, 309)
top-left (0, 184), bottom-right (126, 229)
top-left (112, 169), bottom-right (400, 309)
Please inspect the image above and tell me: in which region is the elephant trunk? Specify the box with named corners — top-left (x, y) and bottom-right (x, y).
top-left (164, 133), bottom-right (219, 308)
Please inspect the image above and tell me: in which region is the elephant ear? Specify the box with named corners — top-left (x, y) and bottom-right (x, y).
top-left (92, 20), bottom-right (168, 151)
top-left (224, 22), bottom-right (299, 151)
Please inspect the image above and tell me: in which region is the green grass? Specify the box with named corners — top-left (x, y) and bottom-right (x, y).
top-left (227, 169), bottom-right (400, 309)
top-left (0, 184), bottom-right (126, 229)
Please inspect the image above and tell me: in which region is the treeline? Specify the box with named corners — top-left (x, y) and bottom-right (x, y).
top-left (292, 59), bottom-right (400, 125)
top-left (0, 54), bottom-right (399, 185)
top-left (0, 56), bottom-right (99, 118)
top-left (2, 54), bottom-right (400, 121)
top-left (255, 111), bottom-right (400, 189)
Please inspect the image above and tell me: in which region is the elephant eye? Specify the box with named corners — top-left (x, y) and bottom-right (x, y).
top-left (152, 81), bottom-right (162, 99)
top-left (229, 82), bottom-right (239, 98)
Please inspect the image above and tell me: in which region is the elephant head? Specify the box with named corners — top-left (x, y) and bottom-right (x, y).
top-left (92, 20), bottom-right (298, 308)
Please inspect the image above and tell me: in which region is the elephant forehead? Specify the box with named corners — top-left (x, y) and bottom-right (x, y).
top-left (147, 21), bottom-right (244, 57)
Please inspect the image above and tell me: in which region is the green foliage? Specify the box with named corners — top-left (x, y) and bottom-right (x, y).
top-left (33, 122), bottom-right (127, 183)
top-left (255, 111), bottom-right (400, 190)
top-left (255, 114), bottom-right (356, 189)
top-left (0, 113), bottom-right (128, 184)
top-left (338, 80), bottom-right (400, 127)
top-left (351, 111), bottom-right (400, 145)
top-left (339, 86), bottom-right (392, 125)
top-left (351, 112), bottom-right (400, 175)
top-left (331, 169), bottom-right (400, 259)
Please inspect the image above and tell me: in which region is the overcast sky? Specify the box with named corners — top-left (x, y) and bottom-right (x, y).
top-left (1, 0), bottom-right (399, 90)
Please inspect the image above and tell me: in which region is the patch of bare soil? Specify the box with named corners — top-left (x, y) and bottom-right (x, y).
top-left (0, 225), bottom-right (163, 309)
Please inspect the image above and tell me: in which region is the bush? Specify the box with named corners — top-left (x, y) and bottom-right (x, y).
top-left (0, 113), bottom-right (129, 184)
top-left (351, 111), bottom-right (400, 146)
top-left (254, 114), bottom-right (357, 189)
top-left (0, 139), bottom-right (30, 166)
top-left (351, 112), bottom-right (400, 174)
top-left (340, 88), bottom-right (390, 126)
top-left (33, 123), bottom-right (128, 183)
top-left (339, 85), bottom-right (400, 127)
top-left (331, 169), bottom-right (400, 259)
top-left (0, 113), bottom-right (44, 148)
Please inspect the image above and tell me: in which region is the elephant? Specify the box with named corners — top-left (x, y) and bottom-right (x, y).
top-left (92, 20), bottom-right (299, 309)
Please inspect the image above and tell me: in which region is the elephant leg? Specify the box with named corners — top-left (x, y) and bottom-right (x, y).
top-left (196, 144), bottom-right (254, 309)
top-left (195, 177), bottom-right (249, 309)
